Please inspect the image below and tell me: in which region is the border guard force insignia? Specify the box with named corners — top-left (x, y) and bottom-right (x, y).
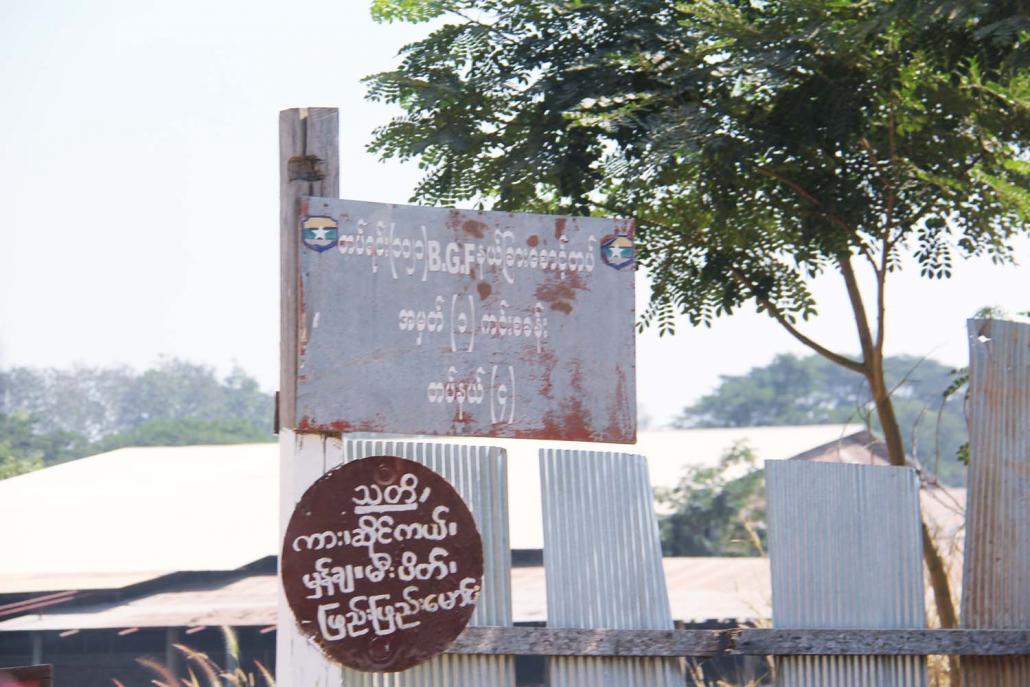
top-left (600, 233), bottom-right (634, 270)
top-left (302, 215), bottom-right (338, 253)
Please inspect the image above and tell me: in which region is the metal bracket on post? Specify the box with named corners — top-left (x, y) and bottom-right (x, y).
top-left (287, 154), bottom-right (326, 183)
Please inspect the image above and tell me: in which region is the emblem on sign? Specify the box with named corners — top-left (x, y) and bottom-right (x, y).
top-left (302, 215), bottom-right (339, 253)
top-left (281, 456), bottom-right (484, 672)
top-left (600, 232), bottom-right (634, 270)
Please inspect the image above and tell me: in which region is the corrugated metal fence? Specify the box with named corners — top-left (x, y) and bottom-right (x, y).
top-left (539, 449), bottom-right (682, 687)
top-left (276, 318), bottom-right (1030, 686)
top-left (962, 318), bottom-right (1030, 686)
top-left (766, 460), bottom-right (928, 687)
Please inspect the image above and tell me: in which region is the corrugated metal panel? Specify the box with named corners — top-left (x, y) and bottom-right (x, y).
top-left (333, 439), bottom-right (515, 687)
top-left (765, 460), bottom-right (927, 687)
top-left (962, 318), bottom-right (1030, 686)
top-left (539, 449), bottom-right (682, 686)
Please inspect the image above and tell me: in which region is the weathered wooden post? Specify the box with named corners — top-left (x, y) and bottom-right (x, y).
top-left (961, 318), bottom-right (1030, 686)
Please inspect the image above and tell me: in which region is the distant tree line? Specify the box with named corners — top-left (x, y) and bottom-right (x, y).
top-left (0, 358), bottom-right (274, 479)
top-left (674, 353), bottom-right (968, 486)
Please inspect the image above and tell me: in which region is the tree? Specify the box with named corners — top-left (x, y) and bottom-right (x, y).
top-left (365, 0), bottom-right (1029, 630)
top-left (657, 441), bottom-right (766, 557)
top-left (1, 359), bottom-right (273, 441)
top-left (0, 411), bottom-right (89, 470)
top-left (0, 360), bottom-right (274, 475)
top-left (91, 417), bottom-right (272, 453)
top-left (0, 436), bottom-right (43, 480)
top-left (676, 353), bottom-right (969, 485)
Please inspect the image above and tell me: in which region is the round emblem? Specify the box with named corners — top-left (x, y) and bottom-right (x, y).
top-left (281, 456), bottom-right (484, 672)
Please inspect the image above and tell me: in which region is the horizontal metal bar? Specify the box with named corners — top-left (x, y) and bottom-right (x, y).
top-left (733, 629), bottom-right (1030, 656)
top-left (446, 627), bottom-right (1030, 657)
top-left (447, 627), bottom-right (724, 657)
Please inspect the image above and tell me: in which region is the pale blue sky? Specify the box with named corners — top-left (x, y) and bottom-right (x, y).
top-left (1, 1), bottom-right (1026, 426)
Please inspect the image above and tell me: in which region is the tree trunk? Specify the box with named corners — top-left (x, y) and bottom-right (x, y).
top-left (866, 367), bottom-right (907, 469)
top-left (868, 364), bottom-right (962, 684)
top-left (838, 252), bottom-right (959, 627)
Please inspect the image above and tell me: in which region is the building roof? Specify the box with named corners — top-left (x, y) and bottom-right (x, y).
top-left (0, 557), bottom-right (771, 632)
top-left (447, 424), bottom-right (861, 551)
top-left (0, 443), bottom-right (279, 586)
top-left (0, 425), bottom-right (859, 594)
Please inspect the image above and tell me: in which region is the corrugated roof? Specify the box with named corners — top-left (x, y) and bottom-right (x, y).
top-left (0, 443), bottom-right (279, 583)
top-left (0, 425), bottom-right (858, 592)
top-left (0, 557), bottom-right (772, 631)
top-left (0, 572), bottom-right (165, 595)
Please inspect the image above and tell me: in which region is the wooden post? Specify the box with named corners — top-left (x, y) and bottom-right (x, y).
top-left (279, 107), bottom-right (339, 429)
top-left (165, 627), bottom-right (179, 676)
top-left (31, 632), bottom-right (42, 665)
top-left (277, 108), bottom-right (339, 686)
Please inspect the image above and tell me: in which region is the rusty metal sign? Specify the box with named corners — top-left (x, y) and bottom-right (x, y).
top-left (294, 197), bottom-right (636, 443)
top-left (281, 455), bottom-right (484, 672)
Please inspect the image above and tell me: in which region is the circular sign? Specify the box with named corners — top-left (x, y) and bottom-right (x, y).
top-left (281, 456), bottom-right (484, 672)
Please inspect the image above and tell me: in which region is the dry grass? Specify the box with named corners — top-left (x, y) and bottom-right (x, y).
top-left (132, 626), bottom-right (275, 687)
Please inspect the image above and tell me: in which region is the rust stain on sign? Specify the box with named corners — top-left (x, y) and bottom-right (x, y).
top-left (281, 456), bottom-right (484, 673)
top-left (294, 198), bottom-right (636, 443)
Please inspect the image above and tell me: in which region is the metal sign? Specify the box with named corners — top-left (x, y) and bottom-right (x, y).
top-left (281, 455), bottom-right (484, 673)
top-left (294, 197), bottom-right (636, 443)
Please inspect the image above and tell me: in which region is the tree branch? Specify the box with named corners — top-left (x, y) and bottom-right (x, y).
top-left (446, 9), bottom-right (520, 45)
top-left (729, 268), bottom-right (866, 374)
top-left (754, 166), bottom-right (822, 207)
top-left (874, 109), bottom-right (897, 355)
top-left (875, 241), bottom-right (888, 354)
top-left (838, 252), bottom-right (878, 368)
top-left (754, 166), bottom-right (877, 266)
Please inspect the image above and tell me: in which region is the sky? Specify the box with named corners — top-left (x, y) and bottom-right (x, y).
top-left (1, 0), bottom-right (1026, 427)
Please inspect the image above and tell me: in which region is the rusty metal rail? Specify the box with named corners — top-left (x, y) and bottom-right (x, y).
top-left (445, 627), bottom-right (1030, 657)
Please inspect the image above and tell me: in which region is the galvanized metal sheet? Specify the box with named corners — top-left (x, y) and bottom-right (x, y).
top-left (335, 439), bottom-right (515, 687)
top-left (539, 449), bottom-right (682, 686)
top-left (962, 318), bottom-right (1030, 686)
top-left (295, 197), bottom-right (636, 443)
top-left (765, 460), bottom-right (927, 687)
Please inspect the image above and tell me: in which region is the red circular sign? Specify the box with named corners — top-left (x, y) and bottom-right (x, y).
top-left (281, 456), bottom-right (484, 672)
